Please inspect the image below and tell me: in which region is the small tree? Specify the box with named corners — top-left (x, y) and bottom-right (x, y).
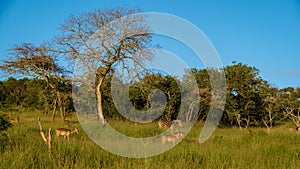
top-left (261, 87), bottom-right (280, 132)
top-left (281, 87), bottom-right (300, 127)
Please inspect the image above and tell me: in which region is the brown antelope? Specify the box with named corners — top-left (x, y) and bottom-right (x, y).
top-left (161, 130), bottom-right (184, 145)
top-left (9, 118), bottom-right (19, 124)
top-left (158, 119), bottom-right (183, 130)
top-left (287, 126), bottom-right (300, 134)
top-left (55, 127), bottom-right (79, 141)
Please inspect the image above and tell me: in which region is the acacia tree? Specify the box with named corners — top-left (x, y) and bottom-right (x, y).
top-left (224, 62), bottom-right (266, 129)
top-left (55, 8), bottom-right (154, 124)
top-left (0, 44), bottom-right (71, 123)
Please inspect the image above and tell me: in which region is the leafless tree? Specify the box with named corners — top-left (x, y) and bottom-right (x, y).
top-left (54, 7), bottom-right (155, 125)
top-left (1, 7), bottom-right (155, 125)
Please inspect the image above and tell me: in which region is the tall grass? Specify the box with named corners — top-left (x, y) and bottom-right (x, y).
top-left (0, 112), bottom-right (299, 169)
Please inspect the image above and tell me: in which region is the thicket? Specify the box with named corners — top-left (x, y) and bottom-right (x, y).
top-left (1, 62), bottom-right (299, 129)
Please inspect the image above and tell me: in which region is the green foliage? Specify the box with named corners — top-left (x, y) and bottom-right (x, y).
top-left (0, 114), bottom-right (12, 132)
top-left (0, 62), bottom-right (299, 128)
top-left (0, 77), bottom-right (73, 117)
top-left (129, 73), bottom-right (181, 120)
top-left (0, 114), bottom-right (12, 153)
top-left (223, 62), bottom-right (268, 127)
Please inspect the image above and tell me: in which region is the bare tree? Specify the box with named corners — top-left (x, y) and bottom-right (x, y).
top-left (1, 7), bottom-right (155, 125)
top-left (55, 8), bottom-right (154, 125)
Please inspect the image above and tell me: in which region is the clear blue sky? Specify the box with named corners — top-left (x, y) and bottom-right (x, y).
top-left (0, 0), bottom-right (299, 88)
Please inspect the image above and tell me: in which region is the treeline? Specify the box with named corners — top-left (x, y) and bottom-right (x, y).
top-left (1, 62), bottom-right (300, 129)
top-left (0, 77), bottom-right (73, 119)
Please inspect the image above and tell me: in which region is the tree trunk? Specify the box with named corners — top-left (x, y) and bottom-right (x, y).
top-left (235, 113), bottom-right (243, 130)
top-left (47, 81), bottom-right (65, 123)
top-left (44, 103), bottom-right (49, 115)
top-left (96, 76), bottom-right (105, 125)
top-left (262, 119), bottom-right (271, 132)
top-left (243, 117), bottom-right (250, 130)
top-left (51, 98), bottom-right (57, 125)
top-left (237, 120), bottom-right (242, 130)
top-left (56, 91), bottom-right (65, 123)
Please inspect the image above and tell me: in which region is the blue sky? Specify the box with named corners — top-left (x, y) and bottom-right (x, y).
top-left (0, 0), bottom-right (299, 88)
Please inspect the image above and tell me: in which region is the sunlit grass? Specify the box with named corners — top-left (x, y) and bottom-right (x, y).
top-left (0, 112), bottom-right (300, 168)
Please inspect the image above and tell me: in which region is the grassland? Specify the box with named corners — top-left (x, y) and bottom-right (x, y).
top-left (1, 111), bottom-right (300, 169)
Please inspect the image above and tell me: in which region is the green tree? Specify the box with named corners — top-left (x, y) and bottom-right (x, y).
top-left (0, 114), bottom-right (12, 132)
top-left (190, 68), bottom-right (211, 121)
top-left (224, 62), bottom-right (267, 129)
top-left (280, 87), bottom-right (300, 127)
top-left (128, 73), bottom-right (181, 121)
top-left (0, 114), bottom-right (12, 152)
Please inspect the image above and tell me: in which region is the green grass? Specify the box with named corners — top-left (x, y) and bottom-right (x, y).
top-left (1, 112), bottom-right (300, 169)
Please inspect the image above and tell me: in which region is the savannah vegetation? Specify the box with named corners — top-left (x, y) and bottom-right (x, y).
top-left (0, 7), bottom-right (300, 169)
top-left (0, 113), bottom-right (300, 168)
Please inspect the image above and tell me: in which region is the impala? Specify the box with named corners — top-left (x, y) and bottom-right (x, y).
top-left (55, 127), bottom-right (79, 141)
top-left (9, 118), bottom-right (19, 124)
top-left (161, 130), bottom-right (184, 145)
top-left (158, 119), bottom-right (183, 130)
top-left (288, 126), bottom-right (300, 133)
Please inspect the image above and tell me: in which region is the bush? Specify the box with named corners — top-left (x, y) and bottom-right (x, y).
top-left (0, 114), bottom-right (12, 152)
top-left (0, 114), bottom-right (12, 132)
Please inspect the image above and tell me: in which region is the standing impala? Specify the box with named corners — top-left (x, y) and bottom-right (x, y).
top-left (158, 119), bottom-right (183, 130)
top-left (55, 127), bottom-right (79, 141)
top-left (9, 118), bottom-right (19, 124)
top-left (161, 130), bottom-right (184, 145)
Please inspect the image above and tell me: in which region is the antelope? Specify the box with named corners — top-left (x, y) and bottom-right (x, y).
top-left (288, 126), bottom-right (300, 134)
top-left (55, 127), bottom-right (79, 141)
top-left (9, 118), bottom-right (19, 124)
top-left (161, 130), bottom-right (184, 145)
top-left (158, 119), bottom-right (183, 130)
